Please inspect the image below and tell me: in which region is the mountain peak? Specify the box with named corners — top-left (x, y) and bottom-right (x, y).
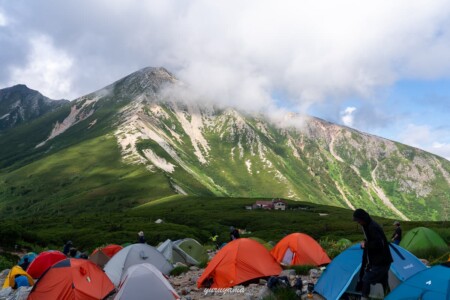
top-left (0, 84), bottom-right (69, 130)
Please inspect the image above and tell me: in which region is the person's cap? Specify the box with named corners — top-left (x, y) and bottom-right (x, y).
top-left (67, 240), bottom-right (72, 244)
top-left (138, 231), bottom-right (144, 236)
top-left (393, 221), bottom-right (400, 225)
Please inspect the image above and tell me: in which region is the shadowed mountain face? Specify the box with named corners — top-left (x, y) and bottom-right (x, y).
top-left (0, 84), bottom-right (69, 130)
top-left (0, 67), bottom-right (449, 221)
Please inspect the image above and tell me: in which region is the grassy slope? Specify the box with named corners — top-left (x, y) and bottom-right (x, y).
top-left (0, 197), bottom-right (447, 260)
top-left (0, 135), bottom-right (176, 217)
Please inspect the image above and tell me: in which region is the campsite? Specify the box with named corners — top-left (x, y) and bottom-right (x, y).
top-left (0, 198), bottom-right (449, 299)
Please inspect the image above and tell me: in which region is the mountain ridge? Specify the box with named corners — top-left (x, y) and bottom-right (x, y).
top-left (0, 67), bottom-right (449, 221)
top-left (0, 84), bottom-right (69, 130)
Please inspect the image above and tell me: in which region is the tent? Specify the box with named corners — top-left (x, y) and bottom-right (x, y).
top-left (248, 237), bottom-right (274, 250)
top-left (2, 265), bottom-right (34, 289)
top-left (157, 239), bottom-right (199, 265)
top-left (174, 238), bottom-right (209, 263)
top-left (104, 243), bottom-right (173, 287)
top-left (89, 244), bottom-right (123, 268)
top-left (114, 263), bottom-right (180, 300)
top-left (386, 262), bottom-right (450, 300)
top-left (336, 238), bottom-right (352, 249)
top-left (28, 258), bottom-right (114, 300)
top-left (400, 227), bottom-right (448, 257)
top-left (314, 244), bottom-right (427, 300)
top-left (18, 252), bottom-right (37, 266)
top-left (197, 238), bottom-right (282, 288)
top-left (270, 233), bottom-right (331, 266)
top-left (27, 250), bottom-right (66, 279)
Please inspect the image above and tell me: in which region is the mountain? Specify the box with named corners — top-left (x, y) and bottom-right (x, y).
top-left (0, 84), bottom-right (69, 130)
top-left (0, 67), bottom-right (449, 221)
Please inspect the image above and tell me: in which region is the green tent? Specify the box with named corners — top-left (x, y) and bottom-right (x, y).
top-left (174, 238), bottom-right (209, 263)
top-left (336, 238), bottom-right (352, 249)
top-left (400, 227), bottom-right (448, 258)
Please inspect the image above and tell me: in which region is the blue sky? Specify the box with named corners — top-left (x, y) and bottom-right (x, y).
top-left (0, 0), bottom-right (450, 160)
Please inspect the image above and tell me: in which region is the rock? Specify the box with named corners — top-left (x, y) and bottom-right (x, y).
top-left (245, 292), bottom-right (254, 300)
top-left (174, 262), bottom-right (188, 268)
top-left (259, 279), bottom-right (267, 285)
top-left (257, 286), bottom-right (272, 300)
top-left (189, 266), bottom-right (199, 271)
top-left (420, 259), bottom-right (430, 266)
top-left (309, 269), bottom-right (319, 278)
top-left (280, 269), bottom-right (296, 277)
top-left (248, 283), bottom-right (258, 288)
top-left (180, 288), bottom-right (190, 295)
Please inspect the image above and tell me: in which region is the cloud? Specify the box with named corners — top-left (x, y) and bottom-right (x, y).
top-left (340, 107), bottom-right (356, 127)
top-left (2, 0), bottom-right (450, 105)
top-left (0, 10), bottom-right (7, 26)
top-left (8, 35), bottom-right (74, 99)
top-left (398, 124), bottom-right (450, 160)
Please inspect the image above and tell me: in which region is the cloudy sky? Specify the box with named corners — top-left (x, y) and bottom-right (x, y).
top-left (1, 0), bottom-right (450, 160)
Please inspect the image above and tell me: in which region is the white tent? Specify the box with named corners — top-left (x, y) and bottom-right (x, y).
top-left (114, 263), bottom-right (179, 300)
top-left (157, 239), bottom-right (199, 266)
top-left (104, 243), bottom-right (173, 286)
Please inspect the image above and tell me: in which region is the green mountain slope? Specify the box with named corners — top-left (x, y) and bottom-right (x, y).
top-left (0, 67), bottom-right (449, 221)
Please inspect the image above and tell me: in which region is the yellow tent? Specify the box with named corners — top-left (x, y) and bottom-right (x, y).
top-left (2, 265), bottom-right (34, 289)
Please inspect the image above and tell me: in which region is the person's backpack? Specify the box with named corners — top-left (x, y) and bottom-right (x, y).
top-left (267, 276), bottom-right (290, 291)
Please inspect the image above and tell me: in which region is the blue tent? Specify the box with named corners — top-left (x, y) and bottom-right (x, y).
top-left (385, 263), bottom-right (450, 300)
top-left (18, 252), bottom-right (37, 266)
top-left (314, 244), bottom-right (427, 300)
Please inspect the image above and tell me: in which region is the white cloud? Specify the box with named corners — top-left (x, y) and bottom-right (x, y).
top-left (398, 124), bottom-right (450, 160)
top-left (340, 107), bottom-right (357, 127)
top-left (0, 10), bottom-right (7, 26)
top-left (3, 0), bottom-right (450, 107)
top-left (8, 35), bottom-right (74, 99)
top-left (431, 142), bottom-right (450, 161)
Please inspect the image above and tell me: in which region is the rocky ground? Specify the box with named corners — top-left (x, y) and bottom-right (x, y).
top-left (0, 263), bottom-right (323, 300)
top-left (169, 266), bottom-right (323, 300)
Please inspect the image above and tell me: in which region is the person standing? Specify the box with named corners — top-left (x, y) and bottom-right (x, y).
top-left (229, 226), bottom-right (240, 241)
top-left (63, 241), bottom-right (73, 256)
top-left (138, 231), bottom-right (146, 243)
top-left (391, 221), bottom-right (402, 245)
top-left (353, 208), bottom-right (393, 300)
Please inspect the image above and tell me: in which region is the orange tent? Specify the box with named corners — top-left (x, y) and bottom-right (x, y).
top-left (271, 233), bottom-right (331, 266)
top-left (197, 238), bottom-right (282, 288)
top-left (91, 244), bottom-right (123, 257)
top-left (28, 258), bottom-right (115, 300)
top-left (89, 244), bottom-right (123, 268)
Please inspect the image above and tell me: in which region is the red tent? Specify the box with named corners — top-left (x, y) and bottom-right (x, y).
top-left (27, 250), bottom-right (66, 279)
top-left (28, 258), bottom-right (114, 300)
top-left (270, 233), bottom-right (331, 266)
top-left (197, 238), bottom-right (282, 288)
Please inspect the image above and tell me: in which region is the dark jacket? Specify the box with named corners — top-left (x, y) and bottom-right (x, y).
top-left (355, 209), bottom-right (393, 267)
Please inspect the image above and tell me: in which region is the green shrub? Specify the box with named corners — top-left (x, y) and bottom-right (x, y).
top-left (170, 265), bottom-right (190, 276)
top-left (0, 254), bottom-right (16, 270)
top-left (287, 265), bottom-right (316, 275)
top-left (197, 259), bottom-right (209, 269)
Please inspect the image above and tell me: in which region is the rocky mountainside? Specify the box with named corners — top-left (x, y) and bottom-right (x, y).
top-left (0, 67), bottom-right (449, 221)
top-left (0, 84), bottom-right (69, 130)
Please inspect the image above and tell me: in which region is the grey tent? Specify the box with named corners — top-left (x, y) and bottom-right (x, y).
top-left (104, 243), bottom-right (173, 287)
top-left (114, 263), bottom-right (179, 300)
top-left (157, 239), bottom-right (199, 266)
